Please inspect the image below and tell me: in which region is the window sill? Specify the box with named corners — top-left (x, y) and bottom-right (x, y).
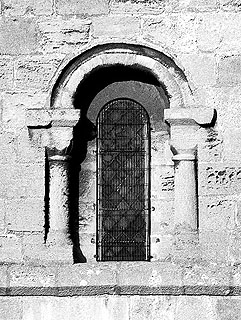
top-left (0, 261), bottom-right (239, 296)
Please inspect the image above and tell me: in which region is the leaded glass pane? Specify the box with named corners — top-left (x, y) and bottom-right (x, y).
top-left (96, 98), bottom-right (150, 261)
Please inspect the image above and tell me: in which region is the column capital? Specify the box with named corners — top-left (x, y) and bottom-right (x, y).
top-left (164, 107), bottom-right (216, 127)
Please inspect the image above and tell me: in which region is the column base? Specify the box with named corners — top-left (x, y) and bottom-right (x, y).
top-left (45, 231), bottom-right (73, 264)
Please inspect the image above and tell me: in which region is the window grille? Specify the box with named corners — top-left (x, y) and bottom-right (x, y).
top-left (96, 98), bottom-right (151, 261)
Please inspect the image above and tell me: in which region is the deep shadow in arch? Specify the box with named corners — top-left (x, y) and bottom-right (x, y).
top-left (73, 64), bottom-right (169, 116)
top-left (69, 115), bottom-right (97, 263)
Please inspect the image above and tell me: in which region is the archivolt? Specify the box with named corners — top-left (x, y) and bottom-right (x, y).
top-left (50, 43), bottom-right (194, 110)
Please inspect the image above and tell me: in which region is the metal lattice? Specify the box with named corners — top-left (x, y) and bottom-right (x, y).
top-left (96, 98), bottom-right (150, 261)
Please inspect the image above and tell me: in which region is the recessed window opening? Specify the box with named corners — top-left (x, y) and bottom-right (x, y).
top-left (96, 98), bottom-right (151, 261)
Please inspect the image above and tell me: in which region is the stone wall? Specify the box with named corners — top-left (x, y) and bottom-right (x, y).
top-left (1, 0), bottom-right (241, 318)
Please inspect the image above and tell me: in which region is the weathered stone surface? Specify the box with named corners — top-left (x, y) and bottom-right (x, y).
top-left (220, 0), bottom-right (241, 11)
top-left (0, 199), bottom-right (5, 231)
top-left (130, 296), bottom-right (176, 320)
top-left (197, 13), bottom-right (222, 51)
top-left (2, 0), bottom-right (53, 16)
top-left (198, 128), bottom-right (223, 162)
top-left (216, 298), bottom-right (241, 320)
top-left (0, 18), bottom-right (39, 55)
top-left (110, 0), bottom-right (179, 14)
top-left (179, 0), bottom-right (218, 11)
top-left (180, 53), bottom-right (216, 86)
top-left (223, 129), bottom-right (241, 161)
top-left (14, 56), bottom-right (63, 90)
top-left (199, 196), bottom-right (235, 231)
top-left (0, 58), bottom-right (14, 89)
top-left (151, 165), bottom-right (175, 199)
top-left (142, 13), bottom-right (198, 54)
top-left (6, 162), bottom-right (44, 199)
top-left (117, 262), bottom-right (183, 290)
top-left (199, 230), bottom-right (229, 263)
top-left (0, 297), bottom-right (22, 320)
top-left (218, 55), bottom-right (241, 86)
top-left (199, 163), bottom-right (241, 195)
top-left (182, 263), bottom-right (231, 290)
top-left (56, 0), bottom-right (109, 15)
top-left (57, 263), bottom-right (117, 287)
top-left (5, 197), bottom-right (44, 231)
top-left (175, 296), bottom-right (217, 320)
top-left (0, 235), bottom-right (23, 263)
top-left (218, 13), bottom-right (241, 52)
top-left (9, 265), bottom-right (56, 288)
top-left (93, 15), bottom-right (139, 38)
top-left (22, 296), bottom-right (108, 320)
top-left (39, 18), bottom-right (91, 53)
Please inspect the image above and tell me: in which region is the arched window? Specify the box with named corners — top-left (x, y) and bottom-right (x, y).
top-left (96, 98), bottom-right (151, 261)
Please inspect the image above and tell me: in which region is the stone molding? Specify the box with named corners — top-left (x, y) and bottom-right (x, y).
top-left (0, 262), bottom-right (239, 296)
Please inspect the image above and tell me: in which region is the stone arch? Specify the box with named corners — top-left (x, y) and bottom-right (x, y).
top-left (50, 43), bottom-right (195, 111)
top-left (34, 42), bottom-right (215, 263)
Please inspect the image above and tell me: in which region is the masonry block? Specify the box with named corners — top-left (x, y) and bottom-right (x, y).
top-left (228, 229), bottom-right (241, 264)
top-left (0, 18), bottom-right (39, 55)
top-left (218, 13), bottom-right (241, 52)
top-left (117, 262), bottom-right (182, 290)
top-left (56, 0), bottom-right (109, 15)
top-left (23, 296), bottom-right (111, 320)
top-left (57, 263), bottom-right (117, 287)
top-left (179, 0), bottom-right (218, 11)
top-left (130, 296), bottom-right (176, 320)
top-left (2, 94), bottom-right (26, 133)
top-left (182, 263), bottom-right (231, 291)
top-left (197, 13), bottom-right (222, 51)
top-left (0, 199), bottom-right (5, 231)
top-left (198, 163), bottom-right (241, 195)
top-left (0, 235), bottom-right (22, 264)
top-left (142, 13), bottom-right (197, 54)
top-left (199, 230), bottom-right (229, 263)
top-left (151, 234), bottom-right (172, 262)
top-left (199, 196), bottom-right (236, 231)
top-left (0, 297), bottom-right (22, 320)
top-left (175, 296), bottom-right (217, 320)
top-left (223, 129), bottom-right (241, 161)
top-left (22, 233), bottom-right (48, 265)
top-left (0, 58), bottom-right (14, 89)
top-left (220, 0), bottom-right (241, 10)
top-left (218, 55), bottom-right (241, 86)
top-left (151, 199), bottom-right (174, 234)
top-left (15, 55), bottom-right (63, 90)
top-left (216, 298), bottom-right (241, 320)
top-left (106, 296), bottom-right (129, 320)
top-left (9, 265), bottom-right (56, 288)
top-left (2, 0), bottom-right (53, 16)
top-left (93, 15), bottom-right (139, 39)
top-left (198, 127), bottom-right (223, 162)
top-left (180, 53), bottom-right (216, 86)
top-left (6, 197), bottom-right (44, 232)
top-left (110, 0), bottom-right (179, 14)
top-left (39, 18), bottom-right (91, 53)
top-left (151, 165), bottom-right (174, 200)
top-left (6, 162), bottom-right (45, 199)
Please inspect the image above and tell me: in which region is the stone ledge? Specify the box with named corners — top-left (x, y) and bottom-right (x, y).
top-left (0, 261), bottom-right (239, 296)
top-left (0, 285), bottom-right (239, 297)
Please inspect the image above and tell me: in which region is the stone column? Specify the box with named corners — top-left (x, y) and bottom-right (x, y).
top-left (47, 153), bottom-right (71, 243)
top-left (164, 108), bottom-right (215, 234)
top-left (172, 149), bottom-right (197, 232)
top-left (27, 109), bottom-right (81, 263)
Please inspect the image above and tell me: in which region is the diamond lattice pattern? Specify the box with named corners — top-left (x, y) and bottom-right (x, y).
top-left (97, 99), bottom-right (150, 261)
